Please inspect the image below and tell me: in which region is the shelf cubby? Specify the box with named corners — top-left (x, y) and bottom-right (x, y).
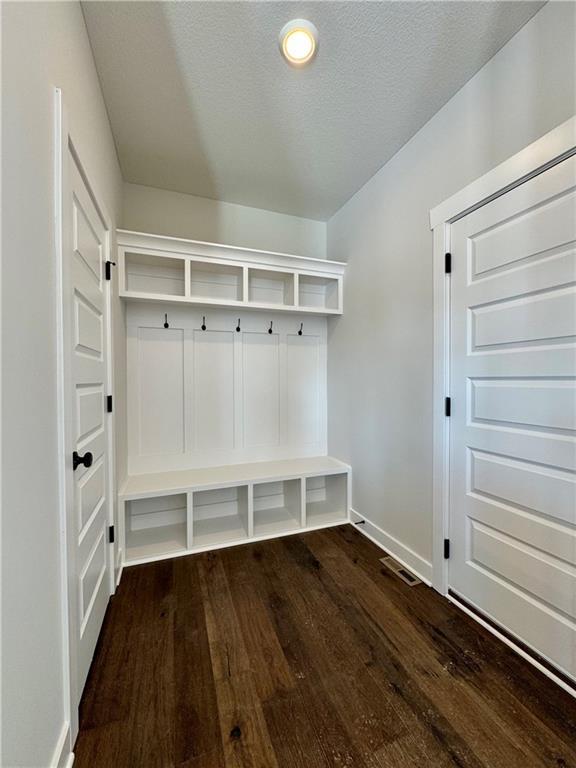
top-left (192, 485), bottom-right (249, 548)
top-left (306, 473), bottom-right (348, 526)
top-left (118, 231), bottom-right (345, 315)
top-left (189, 260), bottom-right (243, 302)
top-left (249, 268), bottom-right (295, 306)
top-left (299, 274), bottom-right (340, 311)
top-left (125, 493), bottom-right (188, 562)
top-left (253, 478), bottom-right (302, 537)
top-left (124, 251), bottom-right (186, 296)
top-left (119, 457), bottom-right (350, 565)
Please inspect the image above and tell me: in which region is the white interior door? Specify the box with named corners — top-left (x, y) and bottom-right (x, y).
top-left (63, 148), bottom-right (112, 706)
top-left (449, 155), bottom-right (576, 681)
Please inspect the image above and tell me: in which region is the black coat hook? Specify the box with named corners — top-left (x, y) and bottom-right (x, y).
top-left (268, 320), bottom-right (273, 335)
top-left (163, 313), bottom-right (169, 329)
top-left (236, 318), bottom-right (241, 332)
top-left (298, 322), bottom-right (303, 336)
top-left (201, 316), bottom-right (207, 331)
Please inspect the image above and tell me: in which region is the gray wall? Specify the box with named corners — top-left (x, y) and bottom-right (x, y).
top-left (1, 3), bottom-right (122, 766)
top-left (123, 182), bottom-right (327, 259)
top-left (327, 1), bottom-right (576, 570)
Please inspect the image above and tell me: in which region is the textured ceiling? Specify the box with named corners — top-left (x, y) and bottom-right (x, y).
top-left (83, 1), bottom-right (544, 220)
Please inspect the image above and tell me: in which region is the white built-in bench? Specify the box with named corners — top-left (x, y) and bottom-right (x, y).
top-left (119, 456), bottom-right (351, 565)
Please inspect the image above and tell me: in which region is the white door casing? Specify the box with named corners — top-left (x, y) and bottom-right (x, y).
top-left (57, 106), bottom-right (114, 741)
top-left (449, 155), bottom-right (576, 681)
top-left (431, 117), bottom-right (576, 694)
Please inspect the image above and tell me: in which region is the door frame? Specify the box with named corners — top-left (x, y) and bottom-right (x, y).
top-left (429, 115), bottom-right (576, 694)
top-left (54, 87), bottom-right (116, 749)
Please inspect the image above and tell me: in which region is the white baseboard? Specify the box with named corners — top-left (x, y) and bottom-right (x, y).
top-left (447, 594), bottom-right (576, 700)
top-left (116, 548), bottom-right (124, 587)
top-left (350, 509), bottom-right (433, 585)
top-left (51, 722), bottom-right (74, 768)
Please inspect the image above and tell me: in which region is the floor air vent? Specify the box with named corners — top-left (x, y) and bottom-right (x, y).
top-left (379, 556), bottom-right (422, 586)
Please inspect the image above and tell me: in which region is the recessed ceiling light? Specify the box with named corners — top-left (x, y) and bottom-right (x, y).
top-left (279, 19), bottom-right (318, 66)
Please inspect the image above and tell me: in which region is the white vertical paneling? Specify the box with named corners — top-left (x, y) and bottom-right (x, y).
top-left (126, 304), bottom-right (327, 471)
top-left (243, 331), bottom-right (280, 448)
top-left (138, 327), bottom-right (184, 455)
top-left (286, 333), bottom-right (320, 445)
top-left (193, 329), bottom-right (235, 451)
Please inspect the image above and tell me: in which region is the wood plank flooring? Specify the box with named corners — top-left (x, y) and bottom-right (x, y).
top-left (74, 525), bottom-right (576, 767)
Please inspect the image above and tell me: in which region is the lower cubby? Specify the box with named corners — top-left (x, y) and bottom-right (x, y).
top-left (120, 457), bottom-right (351, 565)
top-left (306, 473), bottom-right (348, 526)
top-left (192, 485), bottom-right (249, 548)
top-left (125, 493), bottom-right (188, 562)
top-left (253, 478), bottom-right (302, 537)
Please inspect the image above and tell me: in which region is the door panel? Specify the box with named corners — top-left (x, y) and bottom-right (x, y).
top-left (66, 153), bottom-right (111, 698)
top-left (449, 155), bottom-right (576, 681)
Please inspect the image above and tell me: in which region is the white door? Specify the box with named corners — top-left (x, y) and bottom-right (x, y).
top-left (449, 155), bottom-right (576, 681)
top-left (63, 149), bottom-right (112, 705)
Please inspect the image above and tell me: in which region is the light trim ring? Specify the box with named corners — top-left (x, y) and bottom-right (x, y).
top-left (279, 19), bottom-right (318, 66)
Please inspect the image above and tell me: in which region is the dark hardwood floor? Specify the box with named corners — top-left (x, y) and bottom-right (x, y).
top-left (75, 525), bottom-right (576, 767)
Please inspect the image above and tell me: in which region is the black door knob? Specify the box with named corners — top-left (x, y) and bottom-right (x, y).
top-left (73, 451), bottom-right (93, 471)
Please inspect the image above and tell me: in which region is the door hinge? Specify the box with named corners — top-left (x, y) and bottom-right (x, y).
top-left (105, 260), bottom-right (116, 281)
top-left (108, 525), bottom-right (115, 544)
top-left (106, 395), bottom-right (113, 413)
top-left (445, 252), bottom-right (452, 274)
top-left (445, 397), bottom-right (451, 417)
top-left (444, 538), bottom-right (450, 559)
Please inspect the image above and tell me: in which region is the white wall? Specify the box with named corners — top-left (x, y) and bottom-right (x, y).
top-left (123, 182), bottom-right (327, 259)
top-left (1, 3), bottom-right (122, 766)
top-left (327, 1), bottom-right (576, 574)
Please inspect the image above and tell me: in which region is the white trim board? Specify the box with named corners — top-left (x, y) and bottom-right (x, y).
top-left (430, 116), bottom-right (576, 228)
top-left (50, 721), bottom-right (74, 768)
top-left (350, 510), bottom-right (433, 586)
top-left (429, 115), bottom-right (576, 595)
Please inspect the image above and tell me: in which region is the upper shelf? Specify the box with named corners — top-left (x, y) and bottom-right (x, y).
top-left (117, 230), bottom-right (345, 316)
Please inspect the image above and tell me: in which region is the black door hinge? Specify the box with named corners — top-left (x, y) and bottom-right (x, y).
top-left (444, 538), bottom-right (450, 559)
top-left (445, 252), bottom-right (452, 274)
top-left (445, 397), bottom-right (451, 417)
top-left (105, 260), bottom-right (116, 281)
top-left (106, 395), bottom-right (113, 413)
top-left (108, 525), bottom-right (115, 544)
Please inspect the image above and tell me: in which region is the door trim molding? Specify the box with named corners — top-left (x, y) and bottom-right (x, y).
top-left (54, 87), bottom-right (115, 752)
top-left (429, 115), bottom-right (576, 595)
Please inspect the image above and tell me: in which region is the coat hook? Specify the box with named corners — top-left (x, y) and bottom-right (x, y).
top-left (163, 313), bottom-right (169, 329)
top-left (201, 316), bottom-right (207, 331)
top-left (236, 318), bottom-right (241, 333)
top-left (298, 322), bottom-right (303, 336)
top-left (268, 320), bottom-right (273, 335)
